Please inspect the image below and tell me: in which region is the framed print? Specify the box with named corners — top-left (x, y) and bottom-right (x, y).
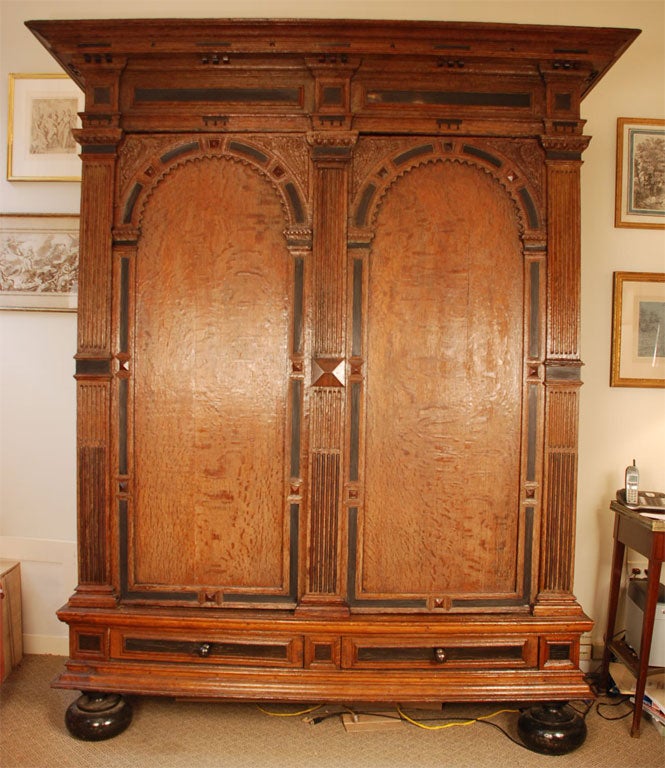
top-left (615, 118), bottom-right (665, 229)
top-left (611, 271), bottom-right (665, 388)
top-left (7, 73), bottom-right (83, 181)
top-left (0, 214), bottom-right (79, 311)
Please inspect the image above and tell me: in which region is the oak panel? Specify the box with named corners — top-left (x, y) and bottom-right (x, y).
top-left (131, 156), bottom-right (292, 591)
top-left (360, 160), bottom-right (523, 598)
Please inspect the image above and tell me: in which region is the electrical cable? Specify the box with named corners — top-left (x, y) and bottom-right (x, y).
top-left (595, 696), bottom-right (634, 721)
top-left (395, 705), bottom-right (530, 750)
top-left (395, 704), bottom-right (519, 731)
top-left (581, 633), bottom-right (639, 723)
top-left (309, 709), bottom-right (403, 725)
top-left (256, 703), bottom-right (323, 717)
top-left (302, 703), bottom-right (530, 750)
top-left (256, 693), bottom-right (642, 748)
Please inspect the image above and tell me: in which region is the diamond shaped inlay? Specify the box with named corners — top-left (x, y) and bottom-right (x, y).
top-left (312, 358), bottom-right (345, 387)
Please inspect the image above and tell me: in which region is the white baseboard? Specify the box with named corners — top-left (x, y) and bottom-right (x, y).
top-left (0, 535), bottom-right (76, 657)
top-left (23, 634), bottom-right (69, 656)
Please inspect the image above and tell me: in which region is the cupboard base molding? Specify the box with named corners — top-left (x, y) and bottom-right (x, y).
top-left (57, 606), bottom-right (592, 705)
top-left (55, 661), bottom-right (592, 705)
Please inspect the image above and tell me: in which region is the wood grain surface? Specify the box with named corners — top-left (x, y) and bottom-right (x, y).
top-left (27, 17), bottom-right (637, 711)
top-left (361, 160), bottom-right (523, 598)
top-left (132, 157), bottom-right (292, 590)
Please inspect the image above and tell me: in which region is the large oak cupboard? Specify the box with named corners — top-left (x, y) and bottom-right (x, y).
top-left (27, 18), bottom-right (638, 749)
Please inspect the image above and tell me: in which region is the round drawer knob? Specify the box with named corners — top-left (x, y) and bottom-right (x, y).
top-left (198, 642), bottom-right (211, 658)
top-left (434, 647), bottom-right (447, 664)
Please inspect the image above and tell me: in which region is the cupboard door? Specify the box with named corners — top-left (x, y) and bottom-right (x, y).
top-left (123, 155), bottom-right (298, 605)
top-left (351, 158), bottom-right (527, 608)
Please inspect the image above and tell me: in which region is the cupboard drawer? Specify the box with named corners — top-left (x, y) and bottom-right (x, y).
top-left (342, 636), bottom-right (537, 670)
top-left (111, 630), bottom-right (303, 668)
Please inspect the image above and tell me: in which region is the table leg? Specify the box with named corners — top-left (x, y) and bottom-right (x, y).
top-left (600, 531), bottom-right (625, 690)
top-left (630, 558), bottom-right (663, 737)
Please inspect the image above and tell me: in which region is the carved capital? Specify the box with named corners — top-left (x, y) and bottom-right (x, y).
top-left (307, 131), bottom-right (358, 162)
top-left (307, 131), bottom-right (358, 147)
top-left (347, 227), bottom-right (374, 248)
top-left (540, 132), bottom-right (591, 160)
top-left (112, 226), bottom-right (140, 245)
top-left (284, 226), bottom-right (313, 248)
top-left (73, 125), bottom-right (123, 149)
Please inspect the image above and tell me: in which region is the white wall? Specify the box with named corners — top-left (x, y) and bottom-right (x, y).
top-left (1, 0), bottom-right (664, 657)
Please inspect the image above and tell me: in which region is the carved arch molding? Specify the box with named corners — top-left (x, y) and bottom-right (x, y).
top-left (115, 134), bottom-right (544, 247)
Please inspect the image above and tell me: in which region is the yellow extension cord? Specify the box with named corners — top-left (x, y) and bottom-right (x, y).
top-left (396, 705), bottom-right (519, 730)
top-left (257, 702), bottom-right (519, 730)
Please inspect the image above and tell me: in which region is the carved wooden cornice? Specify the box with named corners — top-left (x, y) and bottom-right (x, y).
top-left (27, 19), bottom-right (639, 101)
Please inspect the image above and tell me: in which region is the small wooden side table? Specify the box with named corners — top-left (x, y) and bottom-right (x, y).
top-left (600, 501), bottom-right (665, 737)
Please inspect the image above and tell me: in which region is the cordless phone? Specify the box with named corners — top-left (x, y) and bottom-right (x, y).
top-left (625, 460), bottom-right (639, 506)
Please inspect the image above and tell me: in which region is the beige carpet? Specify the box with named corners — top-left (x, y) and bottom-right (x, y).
top-left (1, 655), bottom-right (663, 768)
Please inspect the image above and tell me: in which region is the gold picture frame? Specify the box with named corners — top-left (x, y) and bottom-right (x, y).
top-left (610, 271), bottom-right (665, 388)
top-left (615, 117), bottom-right (665, 229)
top-left (6, 73), bottom-right (83, 181)
top-left (0, 214), bottom-right (79, 311)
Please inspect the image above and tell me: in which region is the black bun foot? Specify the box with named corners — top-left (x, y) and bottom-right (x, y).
top-left (517, 702), bottom-right (587, 755)
top-left (65, 692), bottom-right (133, 741)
